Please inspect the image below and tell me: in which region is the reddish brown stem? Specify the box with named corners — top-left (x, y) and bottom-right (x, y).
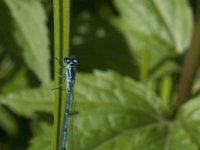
top-left (173, 2), bottom-right (200, 117)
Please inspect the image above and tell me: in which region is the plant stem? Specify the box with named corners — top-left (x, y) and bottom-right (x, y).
top-left (160, 75), bottom-right (173, 108)
top-left (53, 0), bottom-right (70, 149)
top-left (173, 1), bottom-right (200, 116)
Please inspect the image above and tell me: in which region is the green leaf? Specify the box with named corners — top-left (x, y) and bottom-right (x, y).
top-left (1, 0), bottom-right (50, 84)
top-left (149, 61), bottom-right (180, 81)
top-left (113, 0), bottom-right (193, 71)
top-left (27, 122), bottom-right (53, 150)
top-left (177, 96), bottom-right (200, 145)
top-left (73, 71), bottom-right (199, 150)
top-left (0, 106), bottom-right (18, 136)
top-left (0, 85), bottom-right (53, 118)
top-left (164, 122), bottom-right (198, 150)
top-left (74, 71), bottom-right (165, 149)
top-left (1, 67), bottom-right (30, 94)
top-left (18, 71), bottom-right (200, 150)
top-left (0, 55), bottom-right (16, 89)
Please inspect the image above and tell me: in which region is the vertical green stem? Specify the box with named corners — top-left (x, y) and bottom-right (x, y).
top-left (160, 75), bottom-right (173, 108)
top-left (53, 0), bottom-right (70, 149)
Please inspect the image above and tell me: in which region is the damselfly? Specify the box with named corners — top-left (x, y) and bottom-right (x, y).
top-left (60, 57), bottom-right (79, 150)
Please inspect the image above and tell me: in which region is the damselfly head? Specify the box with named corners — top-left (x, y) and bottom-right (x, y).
top-left (64, 57), bottom-right (79, 65)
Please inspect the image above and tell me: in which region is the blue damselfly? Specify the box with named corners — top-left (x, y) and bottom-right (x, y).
top-left (60, 57), bottom-right (79, 150)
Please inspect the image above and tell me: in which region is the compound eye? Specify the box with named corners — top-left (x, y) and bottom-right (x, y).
top-left (73, 59), bottom-right (79, 64)
top-left (64, 58), bottom-right (71, 63)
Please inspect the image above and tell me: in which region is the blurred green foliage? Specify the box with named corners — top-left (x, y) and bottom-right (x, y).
top-left (0, 0), bottom-right (200, 150)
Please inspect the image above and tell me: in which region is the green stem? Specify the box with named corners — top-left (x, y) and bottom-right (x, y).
top-left (160, 75), bottom-right (173, 108)
top-left (173, 2), bottom-right (200, 117)
top-left (53, 0), bottom-right (70, 149)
